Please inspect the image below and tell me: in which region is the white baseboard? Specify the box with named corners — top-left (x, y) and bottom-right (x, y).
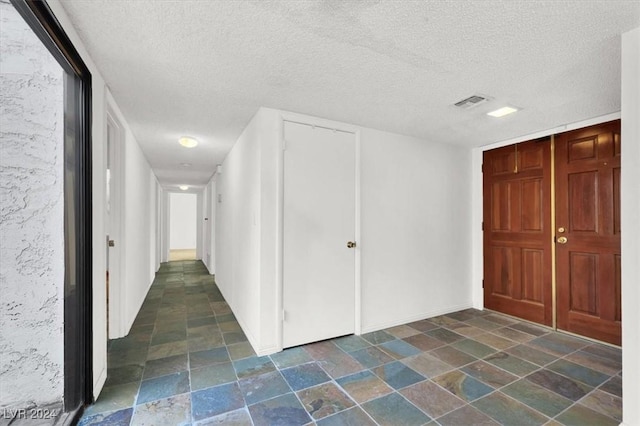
top-left (92, 366), bottom-right (107, 401)
top-left (360, 302), bottom-right (474, 334)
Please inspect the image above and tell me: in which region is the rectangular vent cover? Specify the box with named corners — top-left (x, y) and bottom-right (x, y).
top-left (454, 95), bottom-right (488, 109)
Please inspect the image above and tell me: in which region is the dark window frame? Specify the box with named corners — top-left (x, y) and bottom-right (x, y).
top-left (10, 0), bottom-right (93, 419)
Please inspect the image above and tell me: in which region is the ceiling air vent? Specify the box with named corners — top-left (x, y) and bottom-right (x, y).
top-left (454, 95), bottom-right (489, 109)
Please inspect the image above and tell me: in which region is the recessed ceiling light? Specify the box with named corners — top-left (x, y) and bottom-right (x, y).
top-left (178, 136), bottom-right (198, 148)
top-left (487, 106), bottom-right (519, 118)
top-left (179, 185), bottom-right (189, 191)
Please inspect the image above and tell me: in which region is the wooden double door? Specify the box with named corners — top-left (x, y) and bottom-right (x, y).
top-left (483, 120), bottom-right (621, 345)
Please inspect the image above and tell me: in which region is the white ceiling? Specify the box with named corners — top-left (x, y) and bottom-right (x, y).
top-left (59, 0), bottom-right (639, 189)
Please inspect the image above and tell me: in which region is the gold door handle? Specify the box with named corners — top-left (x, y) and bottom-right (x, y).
top-left (557, 236), bottom-right (568, 244)
top-left (347, 241), bottom-right (356, 248)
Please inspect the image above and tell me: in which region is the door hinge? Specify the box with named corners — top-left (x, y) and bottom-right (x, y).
top-left (481, 221), bottom-right (484, 231)
top-left (482, 279), bottom-right (484, 289)
top-left (481, 163), bottom-right (484, 173)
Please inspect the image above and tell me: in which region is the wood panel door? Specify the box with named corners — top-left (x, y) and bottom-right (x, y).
top-left (555, 120), bottom-right (621, 345)
top-left (483, 140), bottom-right (553, 326)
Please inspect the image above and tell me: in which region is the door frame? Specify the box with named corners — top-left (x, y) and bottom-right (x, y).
top-left (106, 106), bottom-right (125, 338)
top-left (276, 112), bottom-right (362, 352)
top-left (10, 0), bottom-right (94, 415)
top-left (472, 112), bottom-right (621, 315)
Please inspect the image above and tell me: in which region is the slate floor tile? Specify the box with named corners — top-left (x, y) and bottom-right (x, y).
top-left (399, 380), bottom-right (466, 418)
top-left (361, 393), bottom-right (430, 426)
top-left (297, 382), bottom-right (355, 420)
top-left (547, 359), bottom-right (610, 387)
top-left (269, 347), bottom-right (313, 369)
top-left (143, 353), bottom-right (188, 380)
top-left (372, 361), bottom-right (425, 390)
top-left (579, 389), bottom-right (622, 421)
top-left (472, 392), bottom-right (548, 426)
top-left (238, 370), bottom-right (291, 405)
top-left (360, 330), bottom-right (396, 345)
top-left (401, 333), bottom-right (445, 351)
top-left (193, 408), bottom-right (252, 425)
top-left (525, 369), bottom-right (592, 401)
top-left (484, 351), bottom-right (539, 376)
top-left (190, 361), bottom-right (237, 391)
top-left (191, 382), bottom-right (245, 422)
top-left (332, 335), bottom-right (371, 352)
top-left (131, 393), bottom-right (191, 426)
top-left (315, 407), bottom-right (377, 426)
top-left (335, 370), bottom-right (393, 403)
top-left (462, 360), bottom-right (519, 388)
top-left (433, 370), bottom-right (494, 402)
top-left (248, 393), bottom-right (311, 426)
top-left (429, 345), bottom-right (477, 367)
top-left (347, 346), bottom-right (394, 369)
top-left (378, 339), bottom-right (421, 359)
top-left (189, 347), bottom-right (230, 369)
top-left (401, 352), bottom-right (452, 378)
top-left (436, 404), bottom-right (500, 426)
top-left (78, 408), bottom-right (134, 426)
top-left (137, 371), bottom-right (190, 404)
top-left (555, 403), bottom-right (619, 426)
top-left (425, 328), bottom-right (465, 344)
top-left (80, 261), bottom-right (625, 426)
top-left (233, 355), bottom-right (276, 379)
top-left (501, 379), bottom-right (573, 417)
top-left (452, 339), bottom-right (497, 358)
top-left (280, 362), bottom-right (331, 391)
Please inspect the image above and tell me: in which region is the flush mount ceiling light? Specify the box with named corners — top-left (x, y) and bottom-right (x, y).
top-left (180, 162), bottom-right (192, 168)
top-left (487, 106), bottom-right (519, 118)
top-left (178, 136), bottom-right (198, 148)
top-left (179, 185), bottom-right (189, 191)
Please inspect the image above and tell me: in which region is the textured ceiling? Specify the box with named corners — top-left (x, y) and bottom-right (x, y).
top-left (59, 0), bottom-right (640, 188)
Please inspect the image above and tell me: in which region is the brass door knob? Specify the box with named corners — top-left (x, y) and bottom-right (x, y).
top-left (347, 241), bottom-right (356, 248)
top-left (557, 236), bottom-right (568, 244)
top-left (558, 227), bottom-right (566, 233)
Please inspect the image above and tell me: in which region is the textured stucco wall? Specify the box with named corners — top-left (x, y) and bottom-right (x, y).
top-left (0, 1), bottom-right (65, 409)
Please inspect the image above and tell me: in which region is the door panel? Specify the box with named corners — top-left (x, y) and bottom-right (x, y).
top-left (483, 140), bottom-right (552, 325)
top-left (283, 121), bottom-right (356, 348)
top-left (555, 120), bottom-right (621, 345)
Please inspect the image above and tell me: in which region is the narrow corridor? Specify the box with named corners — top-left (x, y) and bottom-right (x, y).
top-left (79, 261), bottom-right (623, 425)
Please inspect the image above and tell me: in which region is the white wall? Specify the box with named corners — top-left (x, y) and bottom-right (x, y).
top-left (216, 110), bottom-right (263, 350)
top-left (360, 128), bottom-right (472, 331)
top-left (0, 2), bottom-right (65, 408)
top-left (169, 192), bottom-right (198, 250)
top-left (46, 0), bottom-right (159, 398)
top-left (217, 108), bottom-right (473, 355)
top-left (621, 26), bottom-right (640, 426)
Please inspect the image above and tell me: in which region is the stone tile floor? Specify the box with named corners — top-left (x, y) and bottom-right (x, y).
top-left (79, 260), bottom-right (623, 425)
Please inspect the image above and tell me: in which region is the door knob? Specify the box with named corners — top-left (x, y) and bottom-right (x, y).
top-left (558, 227), bottom-right (566, 233)
top-left (557, 236), bottom-right (568, 244)
top-left (347, 241), bottom-right (356, 248)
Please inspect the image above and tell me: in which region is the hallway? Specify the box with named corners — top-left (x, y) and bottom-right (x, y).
top-left (80, 261), bottom-right (622, 425)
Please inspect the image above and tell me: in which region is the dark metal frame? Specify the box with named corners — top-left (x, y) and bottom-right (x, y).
top-left (9, 0), bottom-right (93, 419)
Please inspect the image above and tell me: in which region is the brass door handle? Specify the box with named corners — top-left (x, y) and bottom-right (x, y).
top-left (347, 241), bottom-right (356, 248)
top-left (557, 236), bottom-right (568, 244)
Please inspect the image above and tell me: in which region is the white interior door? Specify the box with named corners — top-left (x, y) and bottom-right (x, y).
top-left (283, 121), bottom-right (356, 348)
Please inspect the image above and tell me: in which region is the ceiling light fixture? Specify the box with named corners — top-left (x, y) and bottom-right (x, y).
top-left (179, 185), bottom-right (189, 191)
top-left (487, 106), bottom-right (519, 118)
top-left (178, 136), bottom-right (198, 148)
top-left (180, 162), bottom-right (192, 168)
